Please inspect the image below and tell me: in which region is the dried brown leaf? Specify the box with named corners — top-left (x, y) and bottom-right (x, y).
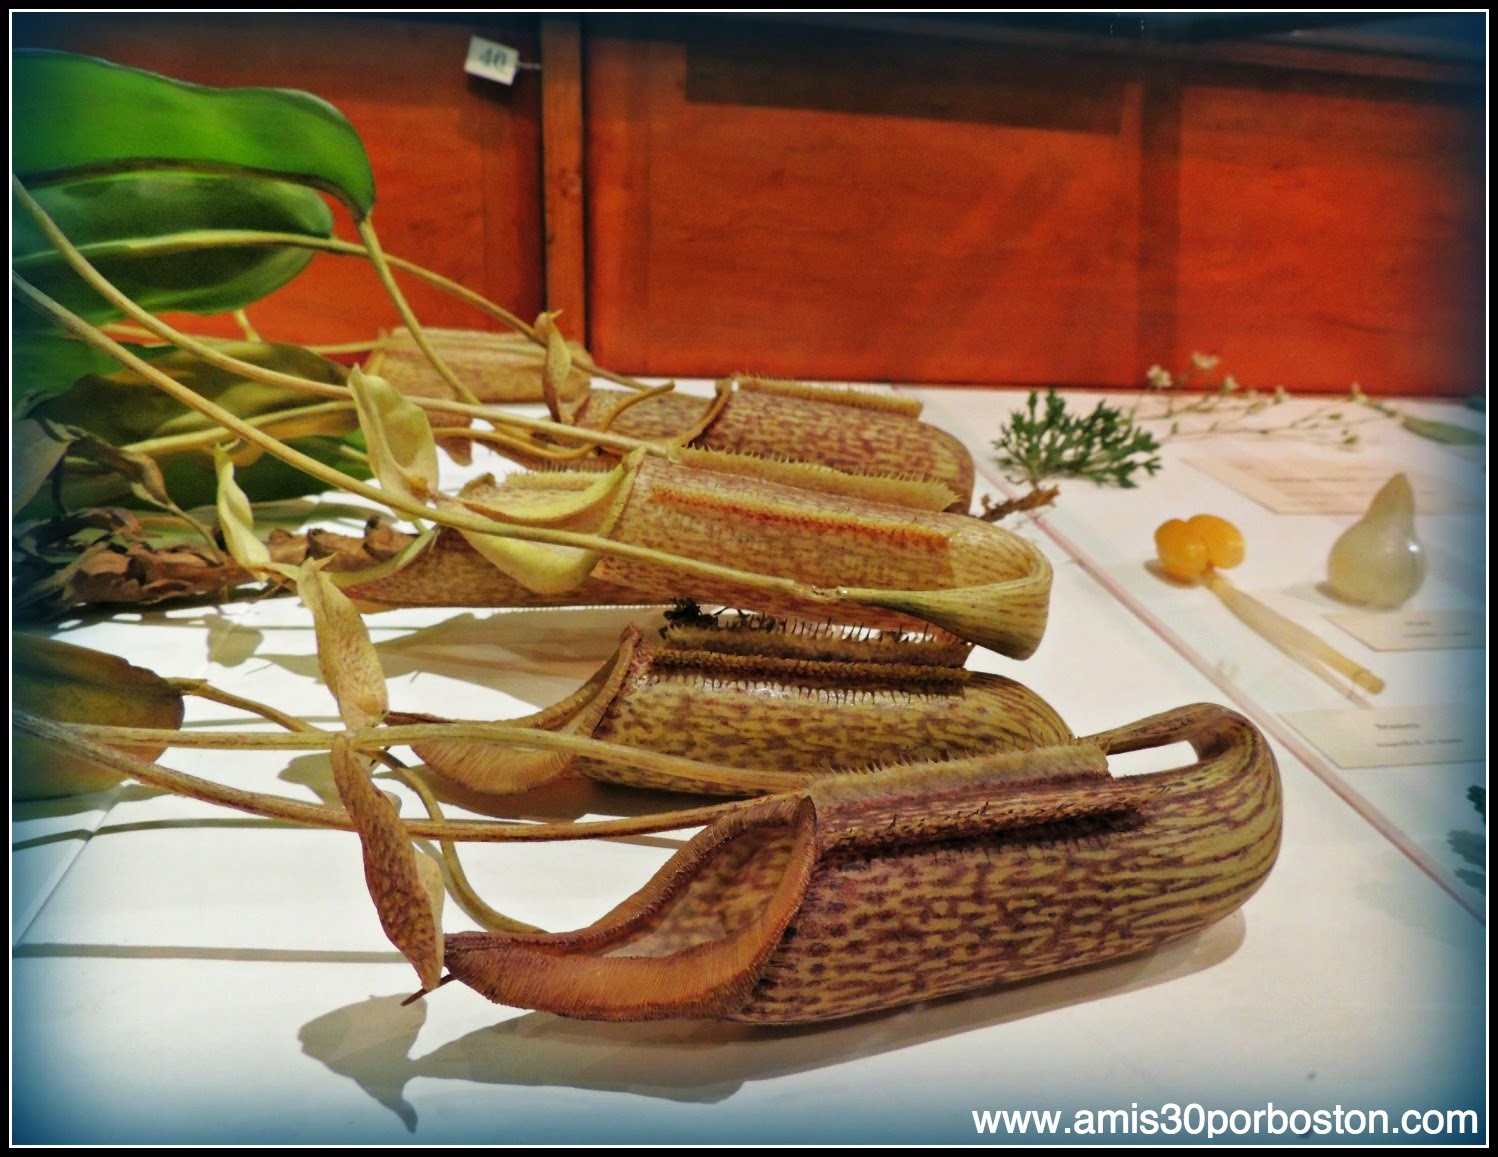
top-left (297, 560), bottom-right (389, 730)
top-left (979, 487), bottom-right (1059, 522)
top-left (332, 736), bottom-right (443, 990)
top-left (12, 634), bottom-right (185, 800)
top-left (68, 429), bottom-right (176, 512)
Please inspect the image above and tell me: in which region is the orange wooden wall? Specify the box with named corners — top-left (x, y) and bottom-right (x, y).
top-left (582, 17), bottom-right (1485, 395)
top-left (12, 14), bottom-right (1484, 395)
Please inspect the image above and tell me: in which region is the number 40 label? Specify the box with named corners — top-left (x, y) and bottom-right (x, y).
top-left (465, 36), bottom-right (520, 86)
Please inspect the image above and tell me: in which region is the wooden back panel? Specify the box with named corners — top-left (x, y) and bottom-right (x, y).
top-left (12, 15), bottom-right (1481, 395)
top-left (582, 17), bottom-right (1483, 395)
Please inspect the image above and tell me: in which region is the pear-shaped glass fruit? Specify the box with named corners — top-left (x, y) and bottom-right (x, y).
top-left (1326, 473), bottom-right (1426, 609)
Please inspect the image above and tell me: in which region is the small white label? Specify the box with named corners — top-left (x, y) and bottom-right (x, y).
top-left (1184, 454), bottom-right (1480, 515)
top-left (465, 36), bottom-right (520, 86)
top-left (1283, 704), bottom-right (1484, 768)
top-left (1327, 609), bottom-right (1485, 652)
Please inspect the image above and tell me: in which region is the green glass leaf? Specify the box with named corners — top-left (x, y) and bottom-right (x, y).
top-left (29, 341), bottom-right (349, 445)
top-left (13, 48), bottom-right (375, 216)
top-left (1399, 414), bottom-right (1484, 446)
top-left (159, 434), bottom-right (373, 511)
top-left (11, 324), bottom-right (165, 408)
top-left (13, 172), bottom-right (333, 324)
top-left (17, 431), bottom-right (372, 520)
top-left (18, 343), bottom-right (371, 515)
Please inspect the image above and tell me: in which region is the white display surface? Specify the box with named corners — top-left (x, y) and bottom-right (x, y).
top-left (12, 387), bottom-right (1487, 1144)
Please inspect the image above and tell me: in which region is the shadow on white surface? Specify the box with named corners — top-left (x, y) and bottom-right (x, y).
top-left (242, 606), bottom-right (671, 710)
top-left (407, 761), bottom-right (738, 828)
top-left (371, 606), bottom-right (670, 673)
top-left (297, 915), bottom-right (1245, 1130)
top-left (11, 783), bottom-right (153, 826)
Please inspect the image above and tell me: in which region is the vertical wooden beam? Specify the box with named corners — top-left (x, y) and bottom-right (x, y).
top-left (541, 17), bottom-right (588, 344)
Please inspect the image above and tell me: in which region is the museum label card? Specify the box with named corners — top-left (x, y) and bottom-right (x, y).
top-left (1327, 610), bottom-right (1485, 652)
top-left (465, 37), bottom-right (519, 85)
top-left (1282, 704), bottom-right (1484, 768)
top-left (1184, 455), bottom-right (1480, 515)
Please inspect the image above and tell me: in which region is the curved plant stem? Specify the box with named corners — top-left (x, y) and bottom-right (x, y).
top-left (12, 181), bottom-right (655, 456)
top-left (394, 766), bottom-right (541, 934)
top-left (449, 425), bottom-right (601, 463)
top-left (17, 709), bottom-right (774, 843)
top-left (119, 400), bottom-right (358, 459)
top-left (16, 219), bottom-right (655, 392)
top-left (45, 716), bottom-right (815, 796)
top-left (309, 339), bottom-right (379, 356)
top-left (14, 273), bottom-right (836, 612)
top-left (589, 381), bottom-right (676, 434)
top-left (169, 678), bottom-right (531, 929)
top-left (170, 678), bottom-right (314, 732)
top-left (98, 321), bottom-right (172, 345)
top-left (355, 215), bottom-right (479, 406)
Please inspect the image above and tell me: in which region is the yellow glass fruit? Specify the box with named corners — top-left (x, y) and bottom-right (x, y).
top-left (1154, 519), bottom-right (1210, 582)
top-left (1186, 514), bottom-right (1245, 570)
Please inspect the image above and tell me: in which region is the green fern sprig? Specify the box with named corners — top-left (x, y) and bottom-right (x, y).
top-left (992, 389), bottom-right (1163, 490)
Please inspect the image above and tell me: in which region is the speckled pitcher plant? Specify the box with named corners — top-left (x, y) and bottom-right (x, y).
top-left (15, 601), bottom-right (1280, 1023)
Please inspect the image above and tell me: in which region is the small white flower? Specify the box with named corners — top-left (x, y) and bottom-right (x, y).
top-left (1273, 386), bottom-right (1288, 403)
top-left (1191, 352), bottom-right (1221, 371)
top-left (1146, 364), bottom-right (1173, 389)
top-left (1222, 375), bottom-right (1239, 392)
top-left (1349, 381), bottom-right (1366, 401)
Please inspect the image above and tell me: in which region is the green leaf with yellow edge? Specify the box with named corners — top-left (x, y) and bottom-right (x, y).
top-left (12, 634), bottom-right (185, 801)
top-left (11, 323), bottom-right (165, 409)
top-left (13, 49), bottom-right (375, 217)
top-left (13, 172), bottom-right (333, 327)
top-left (31, 341), bottom-right (350, 447)
top-left (21, 343), bottom-right (367, 515)
top-left (172, 435), bottom-right (371, 510)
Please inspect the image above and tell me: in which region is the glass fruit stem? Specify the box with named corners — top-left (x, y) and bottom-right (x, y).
top-left (1198, 569), bottom-right (1385, 697)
